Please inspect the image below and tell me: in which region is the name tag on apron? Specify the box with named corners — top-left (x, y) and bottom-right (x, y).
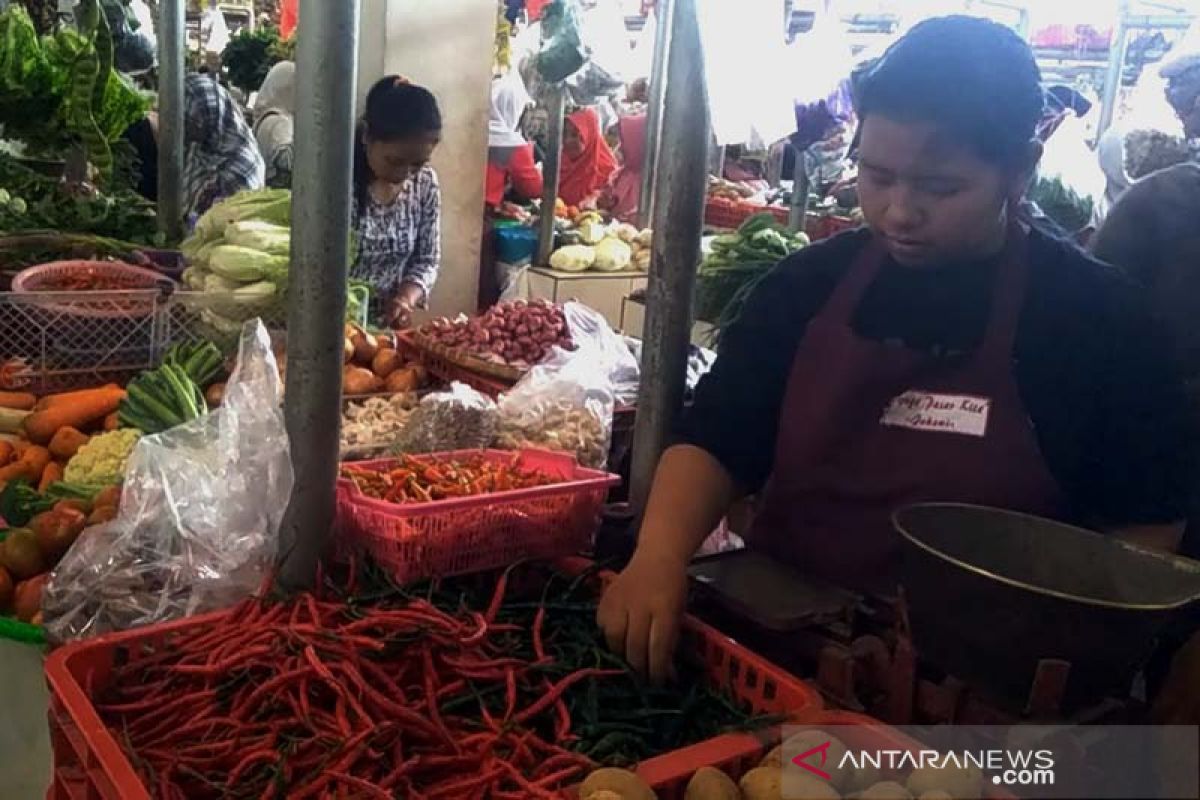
top-left (880, 391), bottom-right (991, 437)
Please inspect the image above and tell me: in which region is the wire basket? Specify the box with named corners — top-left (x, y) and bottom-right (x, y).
top-left (0, 289), bottom-right (280, 394)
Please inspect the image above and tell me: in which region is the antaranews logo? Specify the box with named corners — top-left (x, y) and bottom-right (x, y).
top-left (791, 743), bottom-right (1056, 789)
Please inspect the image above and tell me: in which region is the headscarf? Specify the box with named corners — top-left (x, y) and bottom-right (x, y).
top-left (489, 72), bottom-right (532, 149)
top-left (253, 61), bottom-right (296, 188)
top-left (558, 108), bottom-right (617, 206)
top-left (183, 75), bottom-right (265, 218)
top-left (607, 115), bottom-right (646, 223)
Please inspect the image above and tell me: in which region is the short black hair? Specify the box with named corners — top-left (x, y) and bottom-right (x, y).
top-left (856, 16), bottom-right (1043, 167)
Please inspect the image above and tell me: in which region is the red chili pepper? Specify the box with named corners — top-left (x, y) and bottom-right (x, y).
top-left (514, 669), bottom-right (624, 724)
top-left (532, 606), bottom-right (547, 661)
top-left (504, 668), bottom-right (517, 722)
top-left (226, 749), bottom-right (278, 787)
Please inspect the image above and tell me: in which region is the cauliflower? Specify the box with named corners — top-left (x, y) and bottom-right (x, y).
top-left (549, 244), bottom-right (596, 272)
top-left (593, 237), bottom-right (632, 272)
top-left (65, 429), bottom-right (142, 486)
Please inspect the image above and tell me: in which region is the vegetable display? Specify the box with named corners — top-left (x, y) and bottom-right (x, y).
top-left (0, 481), bottom-right (119, 623)
top-left (0, 154), bottom-right (159, 250)
top-left (417, 298), bottom-right (574, 371)
top-left (0, 5), bottom-right (150, 179)
top-left (696, 213), bottom-right (809, 342)
top-left (341, 325), bottom-right (427, 396)
top-left (341, 453), bottom-right (556, 504)
top-left (548, 208), bottom-right (652, 273)
top-left (181, 189), bottom-right (371, 329)
top-left (92, 561), bottom-right (777, 797)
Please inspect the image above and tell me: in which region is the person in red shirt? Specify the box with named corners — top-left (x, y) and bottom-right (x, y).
top-left (485, 73), bottom-right (543, 208)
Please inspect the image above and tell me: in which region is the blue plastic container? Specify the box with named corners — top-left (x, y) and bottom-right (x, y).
top-left (495, 225), bottom-right (539, 265)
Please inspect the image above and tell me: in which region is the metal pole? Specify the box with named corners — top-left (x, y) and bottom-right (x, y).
top-left (788, 144), bottom-right (811, 233)
top-left (1098, 3), bottom-right (1131, 138)
top-left (536, 85), bottom-right (566, 266)
top-left (157, 0), bottom-right (185, 241)
top-left (278, 0), bottom-right (361, 589)
top-left (638, 0), bottom-right (675, 229)
top-left (629, 0), bottom-right (708, 512)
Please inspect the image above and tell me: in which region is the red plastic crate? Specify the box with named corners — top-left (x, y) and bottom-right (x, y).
top-left (45, 611), bottom-right (228, 800)
top-left (704, 199), bottom-right (790, 230)
top-left (337, 449), bottom-right (620, 583)
top-left (45, 562), bottom-right (821, 800)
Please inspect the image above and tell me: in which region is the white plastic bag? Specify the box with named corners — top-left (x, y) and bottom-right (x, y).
top-left (43, 321), bottom-right (293, 643)
top-left (563, 301), bottom-right (639, 406)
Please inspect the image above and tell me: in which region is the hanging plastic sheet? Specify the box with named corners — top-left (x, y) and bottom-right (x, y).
top-left (697, 0), bottom-right (795, 148)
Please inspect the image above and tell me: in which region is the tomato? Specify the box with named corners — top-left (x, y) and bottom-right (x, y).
top-left (12, 574), bottom-right (47, 622)
top-left (0, 565), bottom-right (13, 611)
top-left (30, 508), bottom-right (87, 561)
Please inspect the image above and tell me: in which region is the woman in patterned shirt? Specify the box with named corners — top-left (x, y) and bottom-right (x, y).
top-left (351, 77), bottom-right (443, 328)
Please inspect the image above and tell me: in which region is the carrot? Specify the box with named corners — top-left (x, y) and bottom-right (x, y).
top-left (103, 412), bottom-right (119, 432)
top-left (0, 445), bottom-right (50, 486)
top-left (0, 441), bottom-right (12, 466)
top-left (11, 440), bottom-right (28, 458)
top-left (22, 387), bottom-right (125, 444)
top-left (48, 427), bottom-right (90, 461)
top-left (0, 392), bottom-right (36, 411)
top-left (34, 384), bottom-right (122, 412)
top-left (38, 462), bottom-right (63, 493)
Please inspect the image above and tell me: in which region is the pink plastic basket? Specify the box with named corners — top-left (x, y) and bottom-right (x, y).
top-left (337, 449), bottom-right (620, 583)
top-left (11, 260), bottom-right (175, 319)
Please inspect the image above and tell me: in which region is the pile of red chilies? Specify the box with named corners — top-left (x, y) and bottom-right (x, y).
top-left (96, 568), bottom-right (618, 799)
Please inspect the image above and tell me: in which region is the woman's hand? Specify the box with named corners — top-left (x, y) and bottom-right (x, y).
top-left (386, 283), bottom-right (425, 329)
top-left (596, 549), bottom-right (689, 685)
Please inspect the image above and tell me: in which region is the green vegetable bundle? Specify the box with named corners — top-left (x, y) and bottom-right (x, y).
top-left (0, 152), bottom-right (158, 242)
top-left (0, 4), bottom-right (150, 181)
top-left (118, 362), bottom-right (207, 434)
top-left (163, 341), bottom-right (224, 388)
top-left (696, 213), bottom-right (809, 343)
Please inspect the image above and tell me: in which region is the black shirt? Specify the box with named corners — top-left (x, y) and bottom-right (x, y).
top-left (679, 227), bottom-right (1196, 528)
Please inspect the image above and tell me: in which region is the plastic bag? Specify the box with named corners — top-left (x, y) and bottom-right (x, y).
top-left (390, 383), bottom-right (499, 455)
top-left (536, 0), bottom-right (585, 83)
top-left (42, 321), bottom-right (293, 643)
top-left (563, 301), bottom-right (639, 406)
top-left (496, 349), bottom-right (615, 469)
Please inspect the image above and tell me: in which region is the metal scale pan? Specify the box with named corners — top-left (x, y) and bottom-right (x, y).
top-left (894, 503), bottom-right (1200, 712)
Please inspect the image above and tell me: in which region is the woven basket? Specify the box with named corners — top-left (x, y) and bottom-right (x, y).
top-left (409, 330), bottom-right (525, 383)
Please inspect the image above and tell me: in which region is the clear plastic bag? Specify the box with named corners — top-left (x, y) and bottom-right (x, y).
top-left (496, 347), bottom-right (615, 469)
top-left (389, 383), bottom-right (499, 455)
top-left (42, 321), bottom-right (293, 643)
top-left (563, 301), bottom-right (639, 406)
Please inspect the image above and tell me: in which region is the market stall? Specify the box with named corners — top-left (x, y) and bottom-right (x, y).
top-left (4, 1), bottom-right (1200, 799)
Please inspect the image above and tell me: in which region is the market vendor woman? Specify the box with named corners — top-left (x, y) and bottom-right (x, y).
top-left (599, 16), bottom-right (1199, 693)
top-left (351, 76), bottom-right (443, 328)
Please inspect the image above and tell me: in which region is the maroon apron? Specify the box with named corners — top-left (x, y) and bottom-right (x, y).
top-left (749, 224), bottom-right (1068, 595)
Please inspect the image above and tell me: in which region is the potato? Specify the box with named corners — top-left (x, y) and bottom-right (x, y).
top-left (371, 348), bottom-right (404, 380)
top-left (343, 337), bottom-right (355, 364)
top-left (579, 768), bottom-right (655, 800)
top-left (685, 766), bottom-right (740, 800)
top-left (905, 765), bottom-right (982, 800)
top-left (916, 793), bottom-right (953, 800)
top-left (859, 782), bottom-right (913, 799)
top-left (385, 367), bottom-right (421, 394)
top-left (782, 731), bottom-right (850, 791)
top-left (739, 767), bottom-right (782, 800)
top-left (761, 745), bottom-right (784, 768)
top-left (349, 325), bottom-right (379, 365)
top-left (773, 771), bottom-right (840, 800)
top-left (587, 793), bottom-right (624, 800)
top-left (343, 366), bottom-right (381, 396)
